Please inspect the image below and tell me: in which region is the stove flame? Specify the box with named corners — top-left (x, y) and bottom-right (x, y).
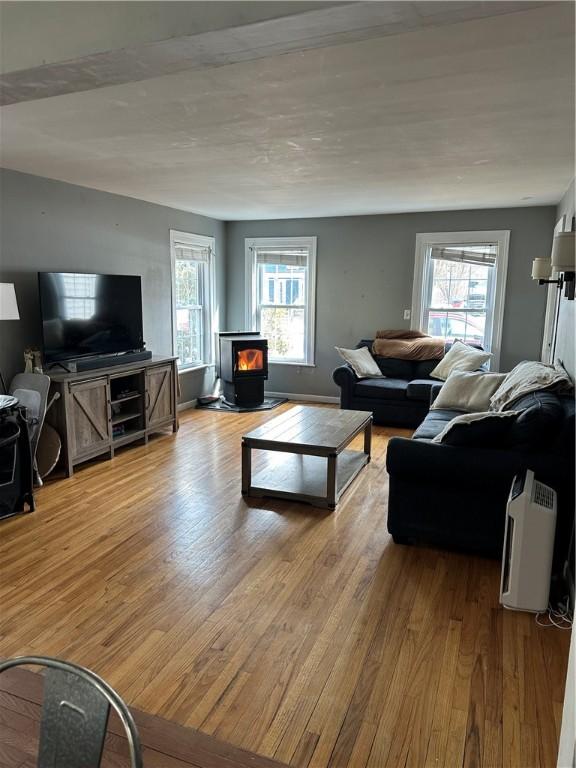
top-left (236, 349), bottom-right (264, 372)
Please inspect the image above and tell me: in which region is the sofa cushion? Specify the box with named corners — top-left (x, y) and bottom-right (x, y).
top-left (406, 379), bottom-right (436, 402)
top-left (413, 359), bottom-right (438, 379)
top-left (507, 391), bottom-right (565, 450)
top-left (432, 411), bottom-right (518, 447)
top-left (353, 378), bottom-right (409, 400)
top-left (372, 356), bottom-right (415, 379)
top-left (412, 409), bottom-right (465, 440)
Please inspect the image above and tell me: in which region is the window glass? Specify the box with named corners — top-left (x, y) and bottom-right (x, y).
top-left (247, 239), bottom-right (316, 364)
top-left (171, 233), bottom-right (214, 369)
top-left (257, 263), bottom-right (307, 360)
top-left (423, 244), bottom-right (496, 348)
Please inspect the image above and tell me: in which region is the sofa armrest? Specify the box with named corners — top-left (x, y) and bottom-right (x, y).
top-left (429, 382), bottom-right (443, 406)
top-left (333, 364), bottom-right (357, 408)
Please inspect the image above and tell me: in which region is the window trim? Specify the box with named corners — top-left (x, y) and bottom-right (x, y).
top-left (245, 236), bottom-right (317, 366)
top-left (411, 230), bottom-right (510, 370)
top-left (170, 230), bottom-right (216, 372)
top-left (541, 215), bottom-right (567, 362)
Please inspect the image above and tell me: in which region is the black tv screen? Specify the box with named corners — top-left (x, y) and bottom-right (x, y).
top-left (39, 272), bottom-right (144, 364)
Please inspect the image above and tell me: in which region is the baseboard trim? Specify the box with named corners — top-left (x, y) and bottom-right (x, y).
top-left (180, 393), bottom-right (339, 409)
top-left (265, 391), bottom-right (340, 404)
top-left (178, 398), bottom-right (198, 412)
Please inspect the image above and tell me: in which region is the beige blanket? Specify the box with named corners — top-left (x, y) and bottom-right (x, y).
top-left (375, 330), bottom-right (429, 340)
top-left (489, 360), bottom-right (573, 411)
top-left (372, 330), bottom-right (444, 360)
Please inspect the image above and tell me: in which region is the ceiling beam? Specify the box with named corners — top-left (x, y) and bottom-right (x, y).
top-left (0, 1), bottom-right (548, 107)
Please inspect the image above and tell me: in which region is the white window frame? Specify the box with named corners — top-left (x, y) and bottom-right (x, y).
top-left (245, 236), bottom-right (317, 366)
top-left (411, 230), bottom-right (510, 370)
top-left (170, 230), bottom-right (216, 372)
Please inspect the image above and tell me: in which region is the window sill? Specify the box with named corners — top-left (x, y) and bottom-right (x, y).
top-left (269, 361), bottom-right (316, 368)
top-left (178, 363), bottom-right (215, 375)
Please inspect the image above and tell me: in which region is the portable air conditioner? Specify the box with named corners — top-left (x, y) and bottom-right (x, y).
top-left (500, 469), bottom-right (557, 613)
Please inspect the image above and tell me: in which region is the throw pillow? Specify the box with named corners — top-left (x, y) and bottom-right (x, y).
top-left (432, 410), bottom-right (518, 447)
top-left (431, 370), bottom-right (506, 413)
top-left (335, 346), bottom-right (383, 378)
top-left (430, 340), bottom-right (491, 381)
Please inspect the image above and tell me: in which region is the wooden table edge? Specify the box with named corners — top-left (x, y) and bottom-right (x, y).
top-left (0, 666), bottom-right (289, 768)
top-left (242, 412), bottom-right (372, 456)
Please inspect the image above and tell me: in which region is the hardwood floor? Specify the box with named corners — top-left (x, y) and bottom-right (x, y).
top-left (0, 404), bottom-right (570, 767)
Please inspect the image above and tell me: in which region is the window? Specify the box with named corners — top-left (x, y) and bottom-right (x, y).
top-left (412, 231), bottom-right (509, 369)
top-left (170, 231), bottom-right (215, 369)
top-left (245, 237), bottom-right (317, 364)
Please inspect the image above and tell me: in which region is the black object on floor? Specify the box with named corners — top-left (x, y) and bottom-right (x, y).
top-left (0, 398), bottom-right (34, 518)
top-left (197, 396), bottom-right (286, 413)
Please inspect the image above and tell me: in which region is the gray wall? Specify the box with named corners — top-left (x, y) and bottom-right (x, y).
top-left (226, 207), bottom-right (557, 397)
top-left (0, 168), bottom-right (560, 401)
top-left (0, 169), bottom-right (226, 403)
top-left (555, 178), bottom-right (575, 378)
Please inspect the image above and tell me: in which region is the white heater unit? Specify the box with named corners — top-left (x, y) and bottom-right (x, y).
top-left (500, 469), bottom-right (557, 613)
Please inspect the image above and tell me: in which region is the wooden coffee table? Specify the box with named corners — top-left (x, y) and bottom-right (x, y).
top-left (241, 405), bottom-right (372, 509)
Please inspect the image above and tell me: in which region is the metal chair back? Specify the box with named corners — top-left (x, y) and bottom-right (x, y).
top-left (0, 656), bottom-right (143, 768)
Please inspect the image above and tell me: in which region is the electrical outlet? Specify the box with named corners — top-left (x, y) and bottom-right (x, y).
top-left (403, 309), bottom-right (411, 320)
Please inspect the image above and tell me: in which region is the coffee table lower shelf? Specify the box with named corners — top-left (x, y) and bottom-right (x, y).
top-left (245, 449), bottom-right (368, 509)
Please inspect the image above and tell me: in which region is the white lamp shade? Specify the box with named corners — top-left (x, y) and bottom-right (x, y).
top-left (0, 283), bottom-right (19, 320)
top-left (551, 231), bottom-right (575, 272)
top-left (531, 258), bottom-right (552, 280)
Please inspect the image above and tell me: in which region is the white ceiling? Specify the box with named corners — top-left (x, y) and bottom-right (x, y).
top-left (0, 2), bottom-right (574, 220)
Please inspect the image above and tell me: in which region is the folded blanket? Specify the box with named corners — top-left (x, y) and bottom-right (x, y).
top-left (489, 360), bottom-right (573, 411)
top-left (375, 329), bottom-right (428, 340)
top-left (372, 330), bottom-right (444, 360)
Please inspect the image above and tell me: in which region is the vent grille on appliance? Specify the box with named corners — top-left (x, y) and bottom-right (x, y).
top-left (533, 481), bottom-right (554, 510)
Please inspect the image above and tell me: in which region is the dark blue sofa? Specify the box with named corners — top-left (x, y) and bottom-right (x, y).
top-left (386, 390), bottom-right (575, 560)
top-left (332, 339), bottom-right (451, 428)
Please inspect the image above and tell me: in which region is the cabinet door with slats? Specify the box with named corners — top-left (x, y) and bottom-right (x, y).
top-left (146, 365), bottom-right (174, 428)
top-left (68, 378), bottom-right (111, 459)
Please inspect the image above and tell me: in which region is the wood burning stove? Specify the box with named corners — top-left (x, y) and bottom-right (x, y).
top-left (219, 332), bottom-right (268, 407)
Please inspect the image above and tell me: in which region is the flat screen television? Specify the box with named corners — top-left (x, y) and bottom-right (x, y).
top-left (39, 272), bottom-right (144, 364)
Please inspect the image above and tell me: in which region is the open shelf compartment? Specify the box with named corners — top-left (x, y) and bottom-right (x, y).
top-left (110, 370), bottom-right (145, 441)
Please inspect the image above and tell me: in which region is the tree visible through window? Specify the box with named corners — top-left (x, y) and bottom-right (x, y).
top-left (259, 263), bottom-right (306, 359)
top-left (174, 259), bottom-right (203, 366)
top-left (246, 237), bottom-right (317, 365)
top-left (412, 232), bottom-right (510, 369)
top-left (171, 232), bottom-right (214, 369)
top-left (425, 247), bottom-right (496, 346)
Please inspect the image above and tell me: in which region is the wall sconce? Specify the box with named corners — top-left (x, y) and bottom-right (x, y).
top-left (532, 231), bottom-right (575, 300)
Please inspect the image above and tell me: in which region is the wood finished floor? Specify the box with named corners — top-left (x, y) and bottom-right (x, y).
top-left (0, 404), bottom-right (570, 768)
